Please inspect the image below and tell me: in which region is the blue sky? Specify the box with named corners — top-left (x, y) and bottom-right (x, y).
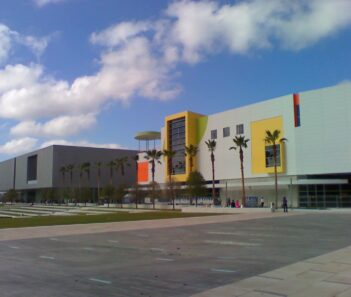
top-left (0, 0), bottom-right (350, 160)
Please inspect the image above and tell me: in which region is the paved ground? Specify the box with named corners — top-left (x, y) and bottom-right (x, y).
top-left (0, 211), bottom-right (351, 296)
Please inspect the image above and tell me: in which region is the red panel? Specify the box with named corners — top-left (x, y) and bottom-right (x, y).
top-left (138, 161), bottom-right (149, 183)
top-left (293, 93), bottom-right (300, 127)
top-left (293, 93), bottom-right (300, 105)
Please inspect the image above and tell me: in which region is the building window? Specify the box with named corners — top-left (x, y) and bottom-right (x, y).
top-left (223, 127), bottom-right (230, 138)
top-left (27, 155), bottom-right (38, 182)
top-left (236, 124), bottom-right (244, 135)
top-left (211, 129), bottom-right (217, 140)
top-left (265, 145), bottom-right (281, 168)
top-left (168, 117), bottom-right (185, 175)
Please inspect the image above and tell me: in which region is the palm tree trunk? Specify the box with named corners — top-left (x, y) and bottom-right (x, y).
top-left (97, 176), bottom-right (100, 205)
top-left (135, 161), bottom-right (138, 209)
top-left (273, 144), bottom-right (278, 209)
top-left (240, 149), bottom-right (246, 207)
top-left (211, 153), bottom-right (215, 206)
top-left (152, 161), bottom-right (155, 210)
top-left (169, 174), bottom-right (175, 210)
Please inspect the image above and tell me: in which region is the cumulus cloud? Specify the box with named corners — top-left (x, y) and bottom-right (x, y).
top-left (165, 0), bottom-right (351, 63)
top-left (0, 23), bottom-right (50, 64)
top-left (0, 24), bottom-right (12, 63)
top-left (0, 36), bottom-right (180, 122)
top-left (1, 0), bottom-right (351, 144)
top-left (10, 114), bottom-right (96, 137)
top-left (0, 137), bottom-right (37, 154)
top-left (34, 0), bottom-right (65, 7)
top-left (90, 21), bottom-right (152, 48)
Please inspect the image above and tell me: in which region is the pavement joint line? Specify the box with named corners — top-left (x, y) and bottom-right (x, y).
top-left (156, 257), bottom-right (174, 261)
top-left (83, 247), bottom-right (95, 251)
top-left (332, 261), bottom-right (351, 266)
top-left (323, 280), bottom-right (351, 286)
top-left (211, 268), bottom-right (237, 273)
top-left (216, 256), bottom-right (237, 260)
top-left (89, 278), bottom-right (111, 285)
top-left (204, 240), bottom-right (261, 246)
top-left (254, 289), bottom-right (287, 297)
top-left (40, 256), bottom-right (55, 260)
top-left (137, 234), bottom-right (149, 237)
top-left (258, 275), bottom-right (284, 281)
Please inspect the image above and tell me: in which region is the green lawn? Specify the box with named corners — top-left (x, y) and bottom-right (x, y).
top-left (0, 211), bottom-right (217, 229)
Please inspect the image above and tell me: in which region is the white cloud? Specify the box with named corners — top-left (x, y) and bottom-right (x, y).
top-left (40, 139), bottom-right (125, 149)
top-left (0, 137), bottom-right (37, 154)
top-left (1, 0), bottom-right (351, 146)
top-left (0, 23), bottom-right (50, 64)
top-left (164, 0), bottom-right (351, 62)
top-left (16, 35), bottom-right (50, 58)
top-left (10, 114), bottom-right (96, 137)
top-left (34, 0), bottom-right (65, 7)
top-left (0, 36), bottom-right (180, 122)
top-left (0, 24), bottom-right (12, 63)
top-left (90, 21), bottom-right (151, 47)
top-left (0, 64), bottom-right (43, 93)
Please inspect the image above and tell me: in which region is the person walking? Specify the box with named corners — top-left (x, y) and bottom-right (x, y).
top-left (260, 197), bottom-right (264, 208)
top-left (282, 196), bottom-right (288, 213)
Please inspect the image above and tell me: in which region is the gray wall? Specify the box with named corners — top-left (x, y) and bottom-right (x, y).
top-left (14, 146), bottom-right (54, 190)
top-left (0, 145), bottom-right (138, 192)
top-left (52, 145), bottom-right (138, 189)
top-left (0, 159), bottom-right (15, 191)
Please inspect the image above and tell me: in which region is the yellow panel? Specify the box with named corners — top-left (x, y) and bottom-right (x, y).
top-left (251, 116), bottom-right (286, 174)
top-left (164, 111), bottom-right (204, 182)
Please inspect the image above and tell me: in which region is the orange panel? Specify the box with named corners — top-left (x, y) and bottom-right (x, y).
top-left (138, 161), bottom-right (149, 183)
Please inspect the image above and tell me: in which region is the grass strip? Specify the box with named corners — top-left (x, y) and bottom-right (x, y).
top-left (0, 211), bottom-right (218, 229)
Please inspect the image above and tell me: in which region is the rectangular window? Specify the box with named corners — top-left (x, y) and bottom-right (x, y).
top-left (223, 127), bottom-right (230, 138)
top-left (27, 155), bottom-right (38, 182)
top-left (265, 145), bottom-right (281, 168)
top-left (293, 93), bottom-right (301, 127)
top-left (236, 124), bottom-right (244, 135)
top-left (168, 117), bottom-right (186, 175)
top-left (211, 129), bottom-right (217, 140)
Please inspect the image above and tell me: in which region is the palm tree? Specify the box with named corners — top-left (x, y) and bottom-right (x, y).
top-left (59, 166), bottom-right (66, 185)
top-left (79, 162), bottom-right (90, 205)
top-left (264, 130), bottom-right (287, 209)
top-left (230, 135), bottom-right (250, 207)
top-left (66, 164), bottom-right (74, 204)
top-left (115, 156), bottom-right (131, 177)
top-left (131, 155), bottom-right (139, 209)
top-left (83, 162), bottom-right (91, 181)
top-left (205, 140), bottom-right (217, 206)
top-left (163, 149), bottom-right (177, 210)
top-left (185, 145), bottom-right (198, 173)
top-left (95, 161), bottom-right (102, 204)
top-left (59, 166), bottom-right (67, 205)
top-left (144, 149), bottom-right (163, 209)
top-left (66, 164), bottom-right (74, 186)
top-left (106, 160), bottom-right (116, 185)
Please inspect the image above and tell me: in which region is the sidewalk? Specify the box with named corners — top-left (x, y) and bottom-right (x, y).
top-left (191, 247), bottom-right (351, 297)
top-left (1, 210), bottom-right (350, 296)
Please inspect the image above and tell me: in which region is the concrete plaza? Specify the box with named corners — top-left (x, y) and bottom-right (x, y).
top-left (0, 210), bottom-right (350, 296)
